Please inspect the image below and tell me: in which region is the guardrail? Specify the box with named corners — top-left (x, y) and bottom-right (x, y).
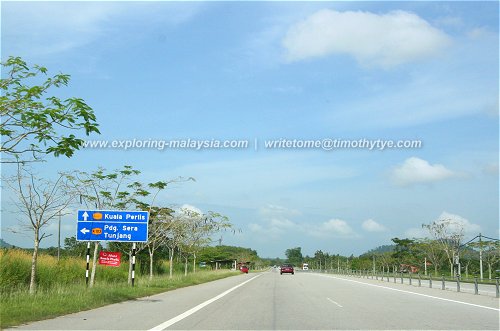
top-left (308, 269), bottom-right (499, 298)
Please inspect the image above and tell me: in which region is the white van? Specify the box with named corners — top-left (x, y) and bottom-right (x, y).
top-left (302, 263), bottom-right (309, 270)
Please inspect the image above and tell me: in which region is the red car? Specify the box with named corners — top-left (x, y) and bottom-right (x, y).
top-left (280, 264), bottom-right (294, 275)
top-left (240, 265), bottom-right (249, 273)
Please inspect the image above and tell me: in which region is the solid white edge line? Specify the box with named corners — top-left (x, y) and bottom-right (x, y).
top-left (327, 297), bottom-right (343, 307)
top-left (149, 274), bottom-right (263, 331)
top-left (313, 274), bottom-right (500, 312)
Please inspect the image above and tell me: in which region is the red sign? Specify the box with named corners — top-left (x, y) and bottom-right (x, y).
top-left (99, 251), bottom-right (121, 267)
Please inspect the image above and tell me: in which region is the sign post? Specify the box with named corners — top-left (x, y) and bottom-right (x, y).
top-left (132, 243), bottom-right (137, 287)
top-left (85, 242), bottom-right (91, 286)
top-left (77, 210), bottom-right (149, 286)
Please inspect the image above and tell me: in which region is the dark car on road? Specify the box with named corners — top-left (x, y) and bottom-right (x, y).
top-left (280, 264), bottom-right (294, 275)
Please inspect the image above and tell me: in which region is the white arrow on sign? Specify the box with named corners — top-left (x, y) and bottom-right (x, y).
top-left (82, 211), bottom-right (89, 221)
top-left (80, 228), bottom-right (90, 235)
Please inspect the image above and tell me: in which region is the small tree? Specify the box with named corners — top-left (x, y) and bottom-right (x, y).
top-left (377, 252), bottom-right (396, 273)
top-left (314, 250), bottom-right (325, 270)
top-left (163, 214), bottom-right (188, 279)
top-left (391, 238), bottom-right (418, 269)
top-left (145, 206), bottom-right (174, 280)
top-left (285, 247), bottom-right (303, 266)
top-left (1, 56), bottom-right (99, 163)
top-left (132, 178), bottom-right (194, 280)
top-left (416, 239), bottom-right (446, 276)
top-left (422, 219), bottom-right (464, 276)
top-left (6, 164), bottom-right (74, 294)
top-left (180, 210), bottom-right (232, 274)
top-left (70, 165), bottom-right (141, 287)
top-left (483, 241), bottom-right (500, 280)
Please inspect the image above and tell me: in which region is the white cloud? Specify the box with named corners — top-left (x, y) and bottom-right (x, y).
top-left (176, 204), bottom-right (203, 216)
top-left (3, 2), bottom-right (116, 56)
top-left (250, 205), bottom-right (359, 241)
top-left (406, 211), bottom-right (481, 239)
top-left (248, 203), bottom-right (303, 240)
top-left (282, 9), bottom-right (451, 67)
top-left (404, 227), bottom-right (428, 238)
top-left (362, 219), bottom-right (387, 232)
top-left (482, 163), bottom-right (499, 176)
top-left (391, 157), bottom-right (458, 186)
top-left (436, 211), bottom-right (481, 235)
top-left (307, 219), bottom-right (357, 238)
top-left (3, 2), bottom-right (204, 57)
top-left (248, 217), bottom-right (300, 240)
top-left (269, 218), bottom-right (297, 229)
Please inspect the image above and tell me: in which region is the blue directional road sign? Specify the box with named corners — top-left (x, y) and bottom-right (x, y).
top-left (76, 210), bottom-right (149, 242)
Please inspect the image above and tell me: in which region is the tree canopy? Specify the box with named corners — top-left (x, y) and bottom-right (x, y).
top-left (1, 56), bottom-right (100, 163)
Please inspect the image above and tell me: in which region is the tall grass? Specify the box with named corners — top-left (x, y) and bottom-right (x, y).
top-left (0, 249), bottom-right (129, 292)
top-left (0, 248), bottom-right (240, 328)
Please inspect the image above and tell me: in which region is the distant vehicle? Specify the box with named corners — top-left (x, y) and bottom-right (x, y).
top-left (280, 264), bottom-right (294, 275)
top-left (302, 263), bottom-right (309, 270)
top-left (240, 265), bottom-right (249, 274)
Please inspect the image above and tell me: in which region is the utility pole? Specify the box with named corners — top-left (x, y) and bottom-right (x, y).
top-left (57, 212), bottom-right (61, 261)
top-left (479, 233), bottom-right (483, 280)
top-left (424, 257), bottom-right (427, 276)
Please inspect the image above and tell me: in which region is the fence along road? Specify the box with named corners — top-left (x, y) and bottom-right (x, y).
top-left (9, 271), bottom-right (500, 330)
top-left (327, 270), bottom-right (499, 297)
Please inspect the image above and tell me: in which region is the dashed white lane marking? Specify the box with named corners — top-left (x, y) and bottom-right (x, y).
top-left (327, 297), bottom-right (343, 307)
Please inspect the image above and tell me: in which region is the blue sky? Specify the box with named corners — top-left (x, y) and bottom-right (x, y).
top-left (1, 1), bottom-right (498, 258)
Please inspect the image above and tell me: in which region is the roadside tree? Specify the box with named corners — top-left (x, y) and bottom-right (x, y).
top-left (6, 164), bottom-right (75, 294)
top-left (422, 219), bottom-right (465, 276)
top-left (70, 166), bottom-right (141, 286)
top-left (1, 56), bottom-right (99, 163)
top-left (285, 247), bottom-right (303, 266)
top-left (482, 241), bottom-right (500, 280)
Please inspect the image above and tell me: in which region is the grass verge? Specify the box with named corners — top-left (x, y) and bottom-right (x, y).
top-left (0, 270), bottom-right (239, 328)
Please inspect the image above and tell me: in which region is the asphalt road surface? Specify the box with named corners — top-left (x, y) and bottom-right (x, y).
top-left (10, 270), bottom-right (500, 330)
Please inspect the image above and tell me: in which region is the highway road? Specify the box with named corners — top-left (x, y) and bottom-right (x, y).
top-left (10, 270), bottom-right (500, 330)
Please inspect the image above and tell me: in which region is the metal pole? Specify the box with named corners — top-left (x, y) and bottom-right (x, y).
top-left (418, 274), bottom-right (421, 287)
top-left (131, 243), bottom-right (136, 287)
top-left (57, 213), bottom-right (61, 261)
top-left (456, 275), bottom-right (460, 292)
top-left (479, 233), bottom-right (484, 281)
top-left (474, 276), bottom-right (478, 295)
top-left (429, 275), bottom-right (432, 288)
top-left (400, 273), bottom-right (403, 284)
top-left (409, 273), bottom-right (412, 285)
top-left (86, 242), bottom-right (91, 286)
top-left (441, 274), bottom-right (445, 290)
top-left (424, 257), bottom-right (427, 276)
top-left (496, 277), bottom-right (499, 298)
